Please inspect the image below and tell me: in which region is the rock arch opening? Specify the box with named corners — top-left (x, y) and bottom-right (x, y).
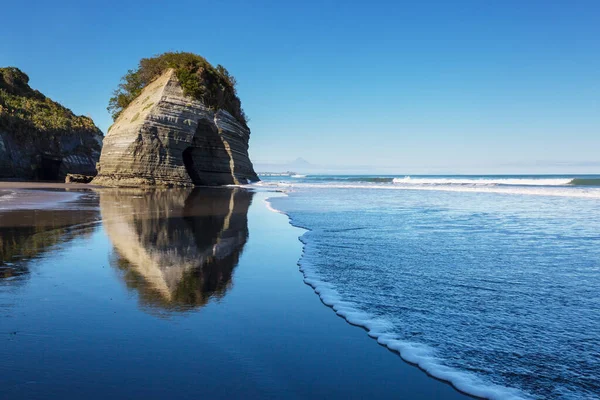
top-left (182, 118), bottom-right (236, 186)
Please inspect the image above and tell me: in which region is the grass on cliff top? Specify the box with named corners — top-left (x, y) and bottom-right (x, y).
top-left (107, 52), bottom-right (248, 126)
top-left (0, 67), bottom-right (101, 137)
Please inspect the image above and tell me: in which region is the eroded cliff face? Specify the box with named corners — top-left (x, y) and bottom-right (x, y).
top-left (93, 69), bottom-right (258, 187)
top-left (0, 132), bottom-right (102, 180)
top-left (0, 67), bottom-right (103, 180)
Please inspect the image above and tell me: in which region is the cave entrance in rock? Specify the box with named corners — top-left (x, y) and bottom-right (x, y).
top-left (182, 147), bottom-right (201, 184)
top-left (183, 118), bottom-right (234, 186)
top-left (39, 156), bottom-right (62, 181)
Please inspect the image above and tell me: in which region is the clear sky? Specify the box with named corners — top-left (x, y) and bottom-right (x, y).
top-left (2, 0), bottom-right (599, 173)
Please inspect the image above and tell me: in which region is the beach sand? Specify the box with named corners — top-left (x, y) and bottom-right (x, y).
top-left (0, 181), bottom-right (98, 212)
top-left (0, 183), bottom-right (469, 399)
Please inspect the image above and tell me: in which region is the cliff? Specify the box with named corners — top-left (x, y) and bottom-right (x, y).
top-left (0, 67), bottom-right (103, 180)
top-left (93, 68), bottom-right (258, 187)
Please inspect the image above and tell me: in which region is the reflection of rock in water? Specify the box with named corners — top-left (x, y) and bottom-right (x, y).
top-left (100, 188), bottom-right (253, 311)
top-left (0, 200), bottom-right (100, 280)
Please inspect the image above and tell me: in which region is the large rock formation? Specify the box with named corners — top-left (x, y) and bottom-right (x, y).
top-left (93, 69), bottom-right (258, 187)
top-left (0, 67), bottom-right (103, 180)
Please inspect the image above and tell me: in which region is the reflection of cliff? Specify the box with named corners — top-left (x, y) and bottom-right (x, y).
top-left (100, 188), bottom-right (253, 311)
top-left (0, 205), bottom-right (100, 279)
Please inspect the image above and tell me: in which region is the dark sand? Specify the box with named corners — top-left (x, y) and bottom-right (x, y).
top-left (0, 183), bottom-right (469, 399)
top-left (0, 182), bottom-right (98, 212)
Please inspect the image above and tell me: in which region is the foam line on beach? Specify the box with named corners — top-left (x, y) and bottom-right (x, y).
top-left (278, 176), bottom-right (600, 186)
top-left (263, 194), bottom-right (531, 400)
top-left (391, 177), bottom-right (573, 186)
top-left (263, 197), bottom-right (287, 214)
top-left (254, 181), bottom-right (600, 199)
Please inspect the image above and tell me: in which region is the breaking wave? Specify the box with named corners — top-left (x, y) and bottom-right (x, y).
top-left (290, 176), bottom-right (600, 187)
top-left (253, 179), bottom-right (600, 199)
top-left (568, 178), bottom-right (600, 186)
top-left (391, 176), bottom-right (572, 186)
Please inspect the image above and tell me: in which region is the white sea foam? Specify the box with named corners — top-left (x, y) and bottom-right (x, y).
top-left (253, 181), bottom-right (600, 199)
top-left (291, 174), bottom-right (307, 178)
top-left (263, 197), bottom-right (287, 214)
top-left (263, 195), bottom-right (532, 400)
top-left (392, 176), bottom-right (572, 186)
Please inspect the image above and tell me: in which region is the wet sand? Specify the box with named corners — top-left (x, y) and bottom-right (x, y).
top-left (0, 182), bottom-right (98, 211)
top-left (0, 184), bottom-right (469, 399)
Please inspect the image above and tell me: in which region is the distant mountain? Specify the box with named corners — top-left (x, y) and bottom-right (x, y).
top-left (289, 157), bottom-right (311, 167)
top-left (254, 158), bottom-right (317, 173)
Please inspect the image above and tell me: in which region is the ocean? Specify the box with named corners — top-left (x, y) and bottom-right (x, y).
top-left (259, 175), bottom-right (600, 400)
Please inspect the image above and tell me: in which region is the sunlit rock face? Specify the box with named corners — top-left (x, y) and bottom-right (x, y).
top-left (100, 187), bottom-right (253, 311)
top-left (93, 69), bottom-right (258, 187)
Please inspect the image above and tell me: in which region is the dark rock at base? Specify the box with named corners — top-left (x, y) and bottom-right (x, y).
top-left (65, 174), bottom-right (95, 184)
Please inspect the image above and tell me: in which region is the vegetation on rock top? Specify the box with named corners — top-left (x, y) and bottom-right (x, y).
top-left (107, 52), bottom-right (248, 126)
top-left (0, 67), bottom-right (102, 138)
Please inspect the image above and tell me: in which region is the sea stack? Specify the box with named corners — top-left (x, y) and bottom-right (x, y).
top-left (93, 54), bottom-right (258, 187)
top-left (0, 67), bottom-right (103, 180)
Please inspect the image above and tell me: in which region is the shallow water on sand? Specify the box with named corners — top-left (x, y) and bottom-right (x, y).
top-left (269, 184), bottom-right (600, 400)
top-left (1, 187), bottom-right (467, 400)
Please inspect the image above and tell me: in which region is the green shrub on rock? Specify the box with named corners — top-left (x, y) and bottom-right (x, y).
top-left (108, 52), bottom-right (248, 126)
top-left (0, 67), bottom-right (100, 138)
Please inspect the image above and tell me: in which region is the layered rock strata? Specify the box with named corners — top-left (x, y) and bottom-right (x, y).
top-left (93, 69), bottom-right (258, 187)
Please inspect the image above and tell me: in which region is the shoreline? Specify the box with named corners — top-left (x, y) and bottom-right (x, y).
top-left (259, 177), bottom-right (600, 400)
top-left (265, 193), bottom-right (487, 400)
top-left (243, 190), bottom-right (472, 399)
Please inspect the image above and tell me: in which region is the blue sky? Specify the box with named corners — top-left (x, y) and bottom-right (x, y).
top-left (2, 0), bottom-right (599, 173)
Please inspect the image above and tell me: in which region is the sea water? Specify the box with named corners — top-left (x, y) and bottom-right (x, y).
top-left (261, 175), bottom-right (600, 400)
